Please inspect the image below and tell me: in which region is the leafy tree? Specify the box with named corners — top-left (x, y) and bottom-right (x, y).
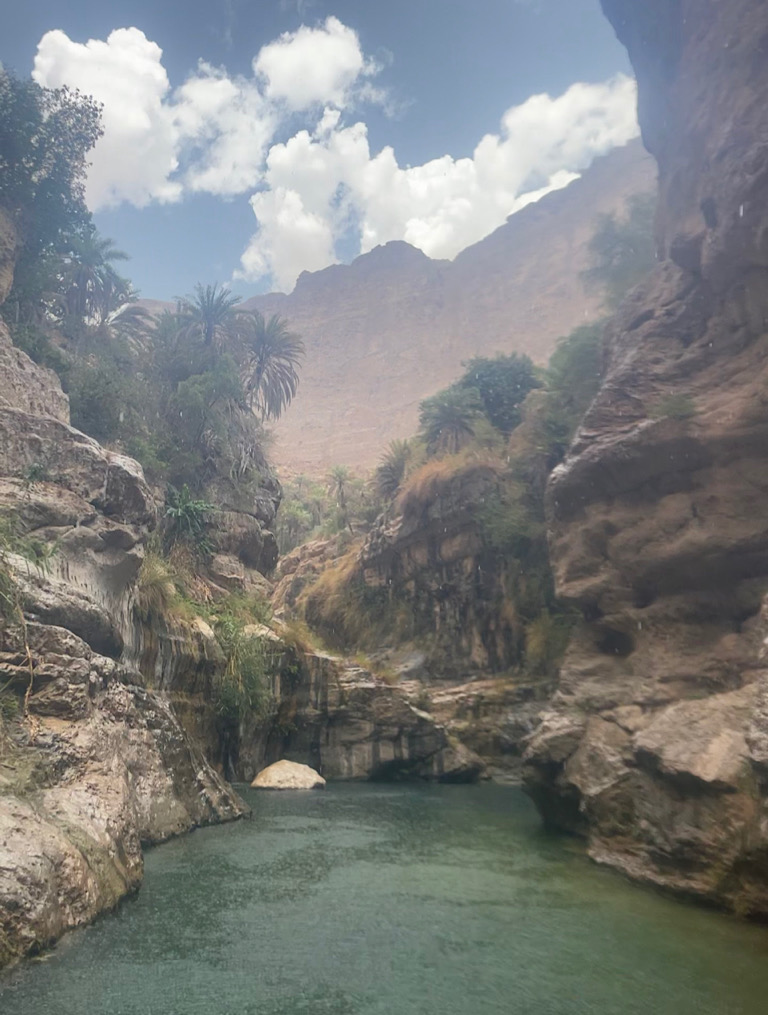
top-left (0, 69), bottom-right (102, 254)
top-left (241, 310), bottom-right (304, 420)
top-left (176, 282), bottom-right (244, 349)
top-left (582, 192), bottom-right (656, 308)
top-left (376, 439), bottom-right (411, 500)
top-left (540, 323), bottom-right (605, 464)
top-left (458, 353), bottom-right (540, 434)
top-left (418, 387), bottom-right (482, 456)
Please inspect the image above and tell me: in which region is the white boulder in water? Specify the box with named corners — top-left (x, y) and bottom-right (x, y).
top-left (250, 760), bottom-right (326, 790)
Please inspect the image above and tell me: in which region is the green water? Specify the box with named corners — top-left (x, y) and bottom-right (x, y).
top-left (3, 785), bottom-right (768, 1015)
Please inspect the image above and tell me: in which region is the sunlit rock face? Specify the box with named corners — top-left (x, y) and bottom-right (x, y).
top-left (0, 290), bottom-right (246, 968)
top-left (524, 0), bottom-right (768, 915)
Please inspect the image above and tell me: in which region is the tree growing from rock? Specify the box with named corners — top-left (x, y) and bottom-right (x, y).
top-left (582, 192), bottom-right (657, 308)
top-left (457, 352), bottom-right (540, 434)
top-left (375, 439), bottom-right (412, 500)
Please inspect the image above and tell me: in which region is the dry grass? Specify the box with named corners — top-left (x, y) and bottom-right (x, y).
top-left (134, 551), bottom-right (178, 620)
top-left (300, 546), bottom-right (404, 650)
top-left (395, 449), bottom-right (504, 515)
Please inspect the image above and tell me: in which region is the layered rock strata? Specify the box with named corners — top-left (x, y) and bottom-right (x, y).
top-left (524, 0), bottom-right (768, 914)
top-left (0, 296), bottom-right (246, 965)
top-left (235, 650), bottom-right (486, 784)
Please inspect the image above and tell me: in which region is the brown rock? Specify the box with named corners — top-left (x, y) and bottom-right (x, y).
top-left (524, 0), bottom-right (768, 915)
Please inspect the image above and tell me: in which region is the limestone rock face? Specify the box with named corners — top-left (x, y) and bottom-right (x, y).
top-left (251, 759), bottom-right (326, 790)
top-left (524, 0), bottom-right (768, 914)
top-left (0, 323), bottom-right (69, 423)
top-left (235, 652), bottom-right (486, 785)
top-left (0, 623), bottom-right (245, 968)
top-left (359, 461), bottom-right (516, 675)
top-left (0, 310), bottom-right (250, 967)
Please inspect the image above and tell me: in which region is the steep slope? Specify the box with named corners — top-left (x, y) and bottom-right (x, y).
top-left (523, 0), bottom-right (768, 915)
top-left (244, 141), bottom-right (655, 472)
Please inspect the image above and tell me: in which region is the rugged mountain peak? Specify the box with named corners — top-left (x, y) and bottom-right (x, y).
top-left (245, 141), bottom-right (655, 472)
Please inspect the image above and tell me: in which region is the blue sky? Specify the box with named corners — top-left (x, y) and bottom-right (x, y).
top-left (3, 1), bottom-right (634, 300)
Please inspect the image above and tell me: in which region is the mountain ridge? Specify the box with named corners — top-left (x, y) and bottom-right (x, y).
top-left (142, 140), bottom-right (655, 474)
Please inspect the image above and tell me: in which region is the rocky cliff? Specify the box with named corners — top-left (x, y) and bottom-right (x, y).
top-left (0, 335), bottom-right (246, 966)
top-left (242, 141), bottom-right (655, 473)
top-left (524, 0), bottom-right (768, 915)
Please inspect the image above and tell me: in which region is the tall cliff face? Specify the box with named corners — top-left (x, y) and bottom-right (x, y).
top-left (524, 0), bottom-right (768, 914)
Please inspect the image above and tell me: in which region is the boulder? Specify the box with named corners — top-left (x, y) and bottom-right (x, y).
top-left (251, 759), bottom-right (326, 790)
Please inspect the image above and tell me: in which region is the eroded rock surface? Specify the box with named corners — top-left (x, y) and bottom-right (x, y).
top-left (524, 0), bottom-right (768, 914)
top-left (0, 622), bottom-right (245, 968)
top-left (0, 333), bottom-right (245, 968)
top-left (235, 651), bottom-right (486, 785)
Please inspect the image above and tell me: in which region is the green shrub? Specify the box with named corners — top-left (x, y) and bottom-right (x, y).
top-left (164, 484), bottom-right (215, 553)
top-left (649, 394), bottom-right (697, 421)
top-left (213, 614), bottom-right (273, 723)
top-left (68, 362), bottom-right (126, 442)
top-left (134, 551), bottom-right (178, 621)
top-left (524, 611), bottom-right (574, 677)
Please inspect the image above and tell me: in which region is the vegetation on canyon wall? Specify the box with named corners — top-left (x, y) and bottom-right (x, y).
top-left (280, 191), bottom-right (655, 680)
top-left (0, 60), bottom-right (656, 737)
top-left (0, 68), bottom-right (301, 745)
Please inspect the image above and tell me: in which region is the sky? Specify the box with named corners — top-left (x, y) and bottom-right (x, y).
top-left (2, 0), bottom-right (636, 300)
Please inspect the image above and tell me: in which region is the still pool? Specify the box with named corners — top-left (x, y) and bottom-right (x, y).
top-left (3, 784), bottom-right (768, 1014)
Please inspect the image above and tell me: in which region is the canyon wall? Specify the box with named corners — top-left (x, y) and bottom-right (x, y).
top-left (524, 0), bottom-right (768, 915)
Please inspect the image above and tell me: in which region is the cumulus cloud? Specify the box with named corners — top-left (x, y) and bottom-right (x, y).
top-left (254, 16), bottom-right (379, 111)
top-left (33, 28), bottom-right (182, 208)
top-left (237, 75), bottom-right (639, 290)
top-left (32, 21), bottom-right (639, 292)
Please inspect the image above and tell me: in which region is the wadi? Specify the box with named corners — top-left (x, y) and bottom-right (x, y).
top-left (2, 2), bottom-right (768, 1013)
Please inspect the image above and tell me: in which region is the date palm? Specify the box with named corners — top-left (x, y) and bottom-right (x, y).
top-left (241, 310), bottom-right (304, 420)
top-left (376, 439), bottom-right (411, 500)
top-left (61, 230), bottom-right (130, 322)
top-left (418, 387), bottom-right (481, 456)
top-left (176, 283), bottom-right (244, 348)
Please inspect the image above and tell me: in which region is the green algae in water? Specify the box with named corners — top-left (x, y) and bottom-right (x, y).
top-left (3, 784), bottom-right (768, 1015)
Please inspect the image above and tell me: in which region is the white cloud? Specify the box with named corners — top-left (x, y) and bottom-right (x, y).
top-left (237, 75), bottom-right (639, 290)
top-left (254, 16), bottom-right (378, 111)
top-left (31, 23), bottom-right (639, 293)
top-left (174, 63), bottom-right (275, 196)
top-left (33, 28), bottom-right (182, 208)
top-left (240, 188), bottom-right (336, 289)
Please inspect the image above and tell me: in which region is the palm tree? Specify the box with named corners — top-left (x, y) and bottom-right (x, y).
top-left (327, 465), bottom-right (353, 533)
top-left (241, 310), bottom-right (304, 420)
top-left (60, 230), bottom-right (130, 322)
top-left (418, 387), bottom-right (481, 456)
top-left (176, 283), bottom-right (244, 348)
top-left (376, 439), bottom-right (411, 500)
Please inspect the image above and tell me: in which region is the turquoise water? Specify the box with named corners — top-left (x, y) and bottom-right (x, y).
top-left (3, 784), bottom-right (768, 1014)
